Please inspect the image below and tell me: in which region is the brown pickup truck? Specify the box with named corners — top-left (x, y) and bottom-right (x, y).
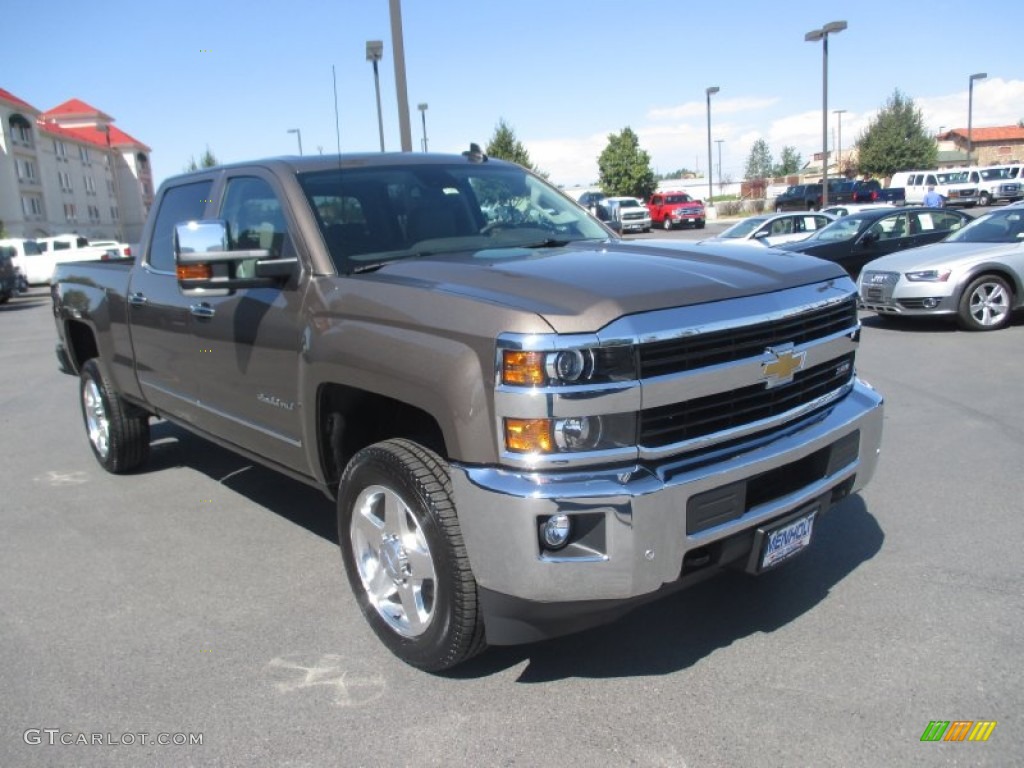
top-left (52, 149), bottom-right (884, 671)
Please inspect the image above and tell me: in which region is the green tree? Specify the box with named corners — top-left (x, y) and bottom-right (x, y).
top-left (855, 90), bottom-right (936, 178)
top-left (655, 167), bottom-right (697, 181)
top-left (597, 127), bottom-right (656, 200)
top-left (0, 220), bottom-right (7, 238)
top-left (184, 146), bottom-right (219, 172)
top-left (744, 139), bottom-right (774, 180)
top-left (774, 146), bottom-right (802, 176)
top-left (485, 119), bottom-right (546, 176)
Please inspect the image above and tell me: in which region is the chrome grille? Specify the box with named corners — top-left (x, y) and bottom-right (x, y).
top-left (638, 297), bottom-right (857, 378)
top-left (640, 354), bottom-right (855, 447)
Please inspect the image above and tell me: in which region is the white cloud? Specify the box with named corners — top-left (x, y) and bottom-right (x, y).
top-left (647, 96), bottom-right (780, 121)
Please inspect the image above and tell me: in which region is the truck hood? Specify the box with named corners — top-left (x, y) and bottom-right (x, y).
top-left (361, 239), bottom-right (847, 334)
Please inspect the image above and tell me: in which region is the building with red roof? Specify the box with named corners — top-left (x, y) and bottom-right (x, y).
top-left (1, 88), bottom-right (153, 242)
top-left (936, 126), bottom-right (1024, 166)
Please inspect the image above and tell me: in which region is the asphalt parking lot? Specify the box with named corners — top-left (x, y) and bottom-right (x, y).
top-left (2, 251), bottom-right (1022, 766)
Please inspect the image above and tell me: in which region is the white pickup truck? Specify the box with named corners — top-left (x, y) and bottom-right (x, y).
top-left (28, 234), bottom-right (129, 284)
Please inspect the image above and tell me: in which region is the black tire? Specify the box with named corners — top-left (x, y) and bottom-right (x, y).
top-left (337, 439), bottom-right (486, 671)
top-left (957, 274), bottom-right (1013, 331)
top-left (979, 192), bottom-right (991, 207)
top-left (695, 220), bottom-right (706, 229)
top-left (662, 217), bottom-right (673, 231)
top-left (79, 358), bottom-right (150, 473)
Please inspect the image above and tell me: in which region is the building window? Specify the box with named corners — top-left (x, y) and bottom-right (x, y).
top-left (110, 206), bottom-right (119, 221)
top-left (79, 145), bottom-right (91, 164)
top-left (16, 158), bottom-right (38, 183)
top-left (88, 204), bottom-right (101, 223)
top-left (53, 139), bottom-right (68, 160)
top-left (59, 171), bottom-right (73, 192)
top-left (21, 195), bottom-right (43, 218)
top-left (107, 179), bottom-right (116, 196)
top-left (64, 203), bottom-right (78, 222)
top-left (997, 145), bottom-right (1012, 157)
top-left (8, 115), bottom-right (34, 147)
top-left (84, 175), bottom-right (97, 194)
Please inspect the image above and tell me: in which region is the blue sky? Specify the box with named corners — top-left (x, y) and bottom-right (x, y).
top-left (8, 0), bottom-right (1023, 189)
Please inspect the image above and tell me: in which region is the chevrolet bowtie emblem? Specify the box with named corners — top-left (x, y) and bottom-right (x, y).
top-left (762, 345), bottom-right (806, 388)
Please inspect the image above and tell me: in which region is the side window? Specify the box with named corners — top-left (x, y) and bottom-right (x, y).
top-left (220, 176), bottom-right (289, 258)
top-left (148, 181), bottom-right (212, 272)
top-left (926, 175), bottom-right (937, 186)
top-left (935, 212), bottom-right (967, 231)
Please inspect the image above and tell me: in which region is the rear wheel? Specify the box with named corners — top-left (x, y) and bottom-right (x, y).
top-left (337, 439), bottom-right (486, 671)
top-left (662, 217), bottom-right (673, 231)
top-left (957, 274), bottom-right (1012, 331)
top-left (979, 191), bottom-right (992, 207)
top-left (79, 358), bottom-right (150, 473)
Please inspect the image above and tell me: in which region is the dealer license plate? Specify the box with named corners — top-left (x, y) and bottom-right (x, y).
top-left (760, 509), bottom-right (817, 570)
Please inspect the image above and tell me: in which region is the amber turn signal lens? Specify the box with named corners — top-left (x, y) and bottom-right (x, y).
top-left (177, 264), bottom-right (212, 280)
top-left (502, 351), bottom-right (546, 386)
top-left (505, 418), bottom-right (554, 453)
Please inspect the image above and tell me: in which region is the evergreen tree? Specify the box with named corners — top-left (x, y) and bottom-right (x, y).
top-left (856, 90), bottom-right (936, 178)
top-left (597, 127), bottom-right (656, 200)
top-left (744, 139), bottom-right (774, 180)
top-left (774, 146), bottom-right (802, 176)
top-left (485, 119), bottom-right (544, 175)
top-left (185, 146), bottom-right (219, 172)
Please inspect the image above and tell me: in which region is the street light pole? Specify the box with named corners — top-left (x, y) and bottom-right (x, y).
top-left (287, 128), bottom-right (303, 155)
top-left (715, 139), bottom-right (725, 195)
top-left (366, 40), bottom-right (385, 152)
top-left (833, 109), bottom-right (846, 177)
top-left (705, 86), bottom-right (719, 206)
top-left (417, 103), bottom-right (429, 152)
top-left (967, 72), bottom-right (987, 167)
top-left (806, 20), bottom-right (847, 207)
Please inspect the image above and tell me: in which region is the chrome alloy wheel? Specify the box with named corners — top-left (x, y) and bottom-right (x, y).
top-left (350, 484), bottom-right (436, 637)
top-left (82, 378), bottom-right (111, 459)
top-left (967, 280), bottom-right (1010, 327)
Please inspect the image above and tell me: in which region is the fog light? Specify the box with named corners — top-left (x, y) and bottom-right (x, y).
top-left (541, 514), bottom-right (571, 549)
top-left (922, 298), bottom-right (940, 309)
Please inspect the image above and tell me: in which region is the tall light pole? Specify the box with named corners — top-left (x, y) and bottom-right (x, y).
top-left (805, 20), bottom-right (847, 207)
top-left (366, 40), bottom-right (385, 152)
top-left (715, 139), bottom-right (725, 195)
top-left (833, 109), bottom-right (846, 177)
top-left (705, 86), bottom-right (719, 205)
top-left (417, 103), bottom-right (429, 152)
top-left (287, 128), bottom-right (303, 155)
top-left (967, 72), bottom-right (987, 167)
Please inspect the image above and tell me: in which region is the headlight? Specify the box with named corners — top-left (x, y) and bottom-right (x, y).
top-left (501, 346), bottom-right (634, 387)
top-left (904, 269), bottom-right (951, 282)
top-left (504, 414), bottom-right (635, 454)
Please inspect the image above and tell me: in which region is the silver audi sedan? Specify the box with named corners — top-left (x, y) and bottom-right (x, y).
top-left (857, 207), bottom-right (1024, 331)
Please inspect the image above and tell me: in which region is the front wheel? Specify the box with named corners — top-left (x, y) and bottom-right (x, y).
top-left (695, 220), bottom-right (706, 229)
top-left (979, 192), bottom-right (991, 207)
top-left (662, 217), bottom-right (673, 231)
top-left (957, 274), bottom-right (1013, 331)
top-left (337, 439), bottom-right (486, 671)
top-left (79, 358), bottom-right (150, 473)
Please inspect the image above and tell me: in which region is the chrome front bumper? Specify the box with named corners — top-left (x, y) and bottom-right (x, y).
top-left (452, 380), bottom-right (883, 604)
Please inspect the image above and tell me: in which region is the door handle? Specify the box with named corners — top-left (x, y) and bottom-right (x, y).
top-left (128, 292), bottom-right (148, 306)
top-left (189, 303), bottom-right (216, 318)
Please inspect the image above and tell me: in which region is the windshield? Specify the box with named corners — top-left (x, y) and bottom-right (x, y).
top-left (944, 210), bottom-right (1024, 244)
top-left (937, 171), bottom-right (969, 184)
top-left (665, 194), bottom-right (694, 204)
top-left (805, 216), bottom-right (867, 242)
top-left (615, 199), bottom-right (642, 208)
top-left (979, 168), bottom-right (1011, 181)
top-left (718, 217), bottom-right (769, 238)
top-left (298, 162), bottom-right (611, 273)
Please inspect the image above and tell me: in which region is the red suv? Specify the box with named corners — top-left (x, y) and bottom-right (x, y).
top-left (647, 192), bottom-right (706, 230)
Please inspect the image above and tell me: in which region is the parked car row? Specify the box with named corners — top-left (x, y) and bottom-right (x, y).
top-left (715, 203), bottom-right (1021, 331)
top-left (774, 180), bottom-right (906, 212)
top-left (574, 190), bottom-right (706, 231)
top-left (891, 164), bottom-right (1024, 207)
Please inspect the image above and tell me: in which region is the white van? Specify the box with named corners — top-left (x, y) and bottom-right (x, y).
top-left (0, 237), bottom-right (53, 285)
top-left (964, 166), bottom-right (1023, 206)
top-left (891, 170), bottom-right (979, 207)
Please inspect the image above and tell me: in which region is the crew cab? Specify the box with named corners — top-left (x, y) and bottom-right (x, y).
top-left (52, 150), bottom-right (884, 671)
top-left (647, 191), bottom-right (706, 229)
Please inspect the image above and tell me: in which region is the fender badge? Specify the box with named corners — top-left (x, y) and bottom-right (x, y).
top-left (762, 345), bottom-right (806, 388)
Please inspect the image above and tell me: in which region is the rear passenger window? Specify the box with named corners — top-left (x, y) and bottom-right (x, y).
top-left (148, 181), bottom-right (212, 272)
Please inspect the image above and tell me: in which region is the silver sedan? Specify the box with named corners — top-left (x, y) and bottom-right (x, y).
top-left (701, 212), bottom-right (835, 247)
top-left (857, 207), bottom-right (1024, 330)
